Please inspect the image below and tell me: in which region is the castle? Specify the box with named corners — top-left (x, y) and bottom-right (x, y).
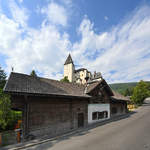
top-left (64, 54), bottom-right (102, 84)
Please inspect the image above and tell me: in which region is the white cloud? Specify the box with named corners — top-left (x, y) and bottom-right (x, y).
top-left (18, 0), bottom-right (23, 3)
top-left (8, 0), bottom-right (29, 27)
top-left (0, 14), bottom-right (21, 52)
top-left (71, 5), bottom-right (150, 83)
top-left (0, 1), bottom-right (70, 79)
top-left (41, 2), bottom-right (67, 26)
top-left (0, 2), bottom-right (150, 83)
top-left (0, 18), bottom-right (71, 78)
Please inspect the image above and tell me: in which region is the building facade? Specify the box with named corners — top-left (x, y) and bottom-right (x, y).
top-left (4, 72), bottom-right (129, 140)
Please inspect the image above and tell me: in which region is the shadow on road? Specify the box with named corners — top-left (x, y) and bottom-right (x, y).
top-left (23, 111), bottom-right (136, 150)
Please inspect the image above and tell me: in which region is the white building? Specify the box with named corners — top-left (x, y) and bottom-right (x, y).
top-left (64, 54), bottom-right (102, 84)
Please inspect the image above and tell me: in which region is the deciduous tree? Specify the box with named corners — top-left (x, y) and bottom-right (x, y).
top-left (0, 66), bottom-right (7, 89)
top-left (0, 66), bottom-right (11, 130)
top-left (131, 80), bottom-right (149, 105)
top-left (0, 89), bottom-right (11, 130)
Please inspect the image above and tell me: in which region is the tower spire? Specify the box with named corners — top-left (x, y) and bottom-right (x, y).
top-left (64, 54), bottom-right (74, 65)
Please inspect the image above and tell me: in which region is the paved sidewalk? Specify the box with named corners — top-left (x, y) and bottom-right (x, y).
top-left (1, 112), bottom-right (133, 150)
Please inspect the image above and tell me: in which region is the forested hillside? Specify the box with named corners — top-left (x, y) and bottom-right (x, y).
top-left (109, 82), bottom-right (137, 92)
top-left (109, 81), bottom-right (150, 95)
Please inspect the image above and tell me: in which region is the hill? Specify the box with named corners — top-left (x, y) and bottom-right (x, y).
top-left (109, 81), bottom-right (150, 95)
top-left (109, 82), bottom-right (137, 92)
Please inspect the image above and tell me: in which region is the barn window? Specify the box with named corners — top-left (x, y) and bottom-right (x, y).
top-left (92, 111), bottom-right (108, 120)
top-left (92, 112), bottom-right (98, 120)
top-left (98, 112), bottom-right (104, 119)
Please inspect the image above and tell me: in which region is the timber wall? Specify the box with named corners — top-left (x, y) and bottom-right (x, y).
top-left (26, 98), bottom-right (88, 138)
top-left (110, 102), bottom-right (127, 117)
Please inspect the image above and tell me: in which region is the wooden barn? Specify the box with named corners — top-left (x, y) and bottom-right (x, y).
top-left (4, 72), bottom-right (129, 140)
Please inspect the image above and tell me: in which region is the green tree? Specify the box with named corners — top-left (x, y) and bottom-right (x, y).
top-left (131, 80), bottom-right (149, 105)
top-left (0, 89), bottom-right (11, 130)
top-left (30, 70), bottom-right (37, 77)
top-left (124, 88), bottom-right (130, 96)
top-left (60, 76), bottom-right (69, 82)
top-left (0, 66), bottom-right (11, 130)
top-left (0, 66), bottom-right (21, 131)
top-left (147, 82), bottom-right (150, 96)
top-left (0, 66), bottom-right (7, 89)
top-left (124, 88), bottom-right (134, 96)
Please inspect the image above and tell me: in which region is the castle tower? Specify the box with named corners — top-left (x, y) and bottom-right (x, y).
top-left (64, 54), bottom-right (75, 82)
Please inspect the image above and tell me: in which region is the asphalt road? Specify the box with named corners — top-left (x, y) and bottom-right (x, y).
top-left (25, 101), bottom-right (150, 150)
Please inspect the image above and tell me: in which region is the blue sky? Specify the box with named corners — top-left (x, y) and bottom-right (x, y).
top-left (0, 0), bottom-right (150, 83)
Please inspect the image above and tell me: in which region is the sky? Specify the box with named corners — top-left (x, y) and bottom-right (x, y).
top-left (0, 0), bottom-right (150, 83)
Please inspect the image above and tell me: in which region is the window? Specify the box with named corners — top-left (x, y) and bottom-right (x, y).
top-left (98, 112), bottom-right (104, 119)
top-left (103, 111), bottom-right (108, 118)
top-left (92, 112), bottom-right (98, 120)
top-left (92, 111), bottom-right (108, 120)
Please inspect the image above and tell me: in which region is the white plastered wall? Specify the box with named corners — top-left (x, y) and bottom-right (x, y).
top-left (78, 70), bottom-right (87, 84)
top-left (64, 63), bottom-right (74, 82)
top-left (88, 104), bottom-right (110, 124)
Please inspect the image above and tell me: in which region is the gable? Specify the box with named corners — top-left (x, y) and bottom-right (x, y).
top-left (86, 79), bottom-right (113, 97)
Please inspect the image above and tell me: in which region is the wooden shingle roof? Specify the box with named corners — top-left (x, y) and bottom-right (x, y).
top-left (4, 72), bottom-right (129, 102)
top-left (4, 72), bottom-right (90, 98)
top-left (86, 81), bottom-right (102, 94)
top-left (111, 90), bottom-right (130, 101)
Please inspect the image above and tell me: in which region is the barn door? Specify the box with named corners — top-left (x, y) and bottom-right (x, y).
top-left (78, 113), bottom-right (84, 128)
